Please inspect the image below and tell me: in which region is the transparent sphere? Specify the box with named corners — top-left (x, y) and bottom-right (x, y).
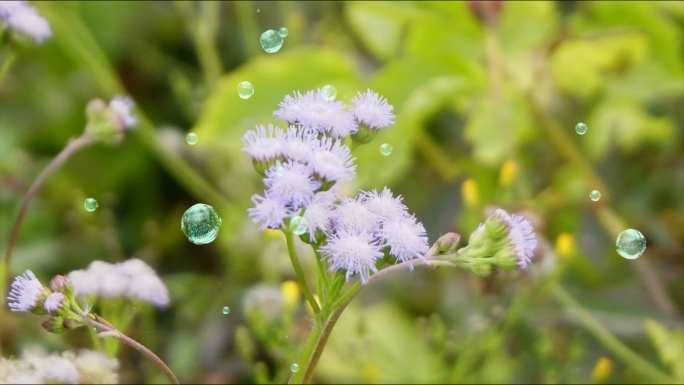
top-left (181, 204), bottom-right (222, 245)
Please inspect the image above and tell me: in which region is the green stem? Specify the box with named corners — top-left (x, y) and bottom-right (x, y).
top-left (283, 228), bottom-right (320, 314)
top-left (195, 1), bottom-right (223, 92)
top-left (549, 284), bottom-right (674, 383)
top-left (0, 48), bottom-right (17, 84)
top-left (234, 1), bottom-right (260, 59)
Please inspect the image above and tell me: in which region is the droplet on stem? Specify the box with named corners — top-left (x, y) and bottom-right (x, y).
top-left (291, 363), bottom-right (299, 373)
top-left (290, 216), bottom-right (308, 236)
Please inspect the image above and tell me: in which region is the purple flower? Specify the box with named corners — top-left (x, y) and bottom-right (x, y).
top-left (7, 270), bottom-right (44, 312)
top-left (492, 209), bottom-right (537, 268)
top-left (282, 126), bottom-right (318, 163)
top-left (242, 124), bottom-right (286, 162)
top-left (0, 1), bottom-right (52, 44)
top-left (319, 231), bottom-right (385, 284)
top-left (302, 189), bottom-right (339, 241)
top-left (108, 96), bottom-right (138, 129)
top-left (331, 195), bottom-right (380, 234)
top-left (361, 187), bottom-right (409, 221)
top-left (44, 292), bottom-right (65, 314)
top-left (248, 192), bottom-right (293, 230)
top-left (378, 215), bottom-right (430, 269)
top-left (127, 275), bottom-right (170, 308)
top-left (350, 89), bottom-right (395, 129)
top-left (264, 160), bottom-right (321, 210)
top-left (309, 137), bottom-right (356, 183)
top-left (273, 89), bottom-right (357, 138)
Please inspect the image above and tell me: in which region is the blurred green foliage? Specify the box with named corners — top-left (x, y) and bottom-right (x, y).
top-left (1, 1), bottom-right (683, 384)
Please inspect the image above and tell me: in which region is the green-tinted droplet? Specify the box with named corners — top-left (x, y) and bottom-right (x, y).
top-left (616, 229), bottom-right (646, 259)
top-left (237, 81), bottom-right (254, 99)
top-left (181, 203), bottom-right (222, 245)
top-left (291, 363), bottom-right (299, 373)
top-left (84, 198), bottom-right (98, 212)
top-left (379, 143), bottom-right (393, 156)
top-left (256, 9), bottom-right (260, 13)
top-left (575, 122), bottom-right (588, 135)
top-left (260, 29), bottom-right (284, 53)
top-left (589, 190), bottom-right (601, 201)
top-left (322, 84), bottom-right (336, 101)
top-left (222, 306), bottom-right (230, 315)
top-left (279, 27), bottom-right (289, 37)
top-left (290, 216), bottom-right (308, 236)
top-left (186, 132), bottom-right (198, 145)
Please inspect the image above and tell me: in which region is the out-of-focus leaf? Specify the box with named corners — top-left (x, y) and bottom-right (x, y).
top-left (497, 1), bottom-right (558, 53)
top-left (644, 319), bottom-right (684, 382)
top-left (550, 32), bottom-right (648, 99)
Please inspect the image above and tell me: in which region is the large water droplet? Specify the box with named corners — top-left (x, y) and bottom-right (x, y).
top-left (222, 306), bottom-right (230, 315)
top-left (181, 204), bottom-right (222, 245)
top-left (84, 198), bottom-right (98, 212)
top-left (279, 27), bottom-right (289, 37)
top-left (186, 132), bottom-right (198, 145)
top-left (237, 81), bottom-right (254, 99)
top-left (322, 85), bottom-right (336, 101)
top-left (589, 190), bottom-right (601, 201)
top-left (616, 229), bottom-right (646, 259)
top-left (290, 216), bottom-right (308, 236)
top-left (291, 363), bottom-right (299, 373)
top-left (575, 122), bottom-right (588, 135)
top-left (260, 30), bottom-right (284, 53)
top-left (379, 143), bottom-right (393, 156)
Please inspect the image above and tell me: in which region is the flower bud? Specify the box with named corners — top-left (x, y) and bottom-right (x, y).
top-left (62, 315), bottom-right (83, 331)
top-left (436, 232), bottom-right (461, 254)
top-left (42, 317), bottom-right (67, 334)
top-left (350, 124), bottom-right (379, 145)
top-left (50, 275), bottom-right (74, 297)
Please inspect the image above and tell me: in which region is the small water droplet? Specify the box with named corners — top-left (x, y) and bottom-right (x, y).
top-left (322, 85), bottom-right (336, 101)
top-left (589, 190), bottom-right (601, 201)
top-left (291, 363), bottom-right (299, 373)
top-left (84, 198), bottom-right (98, 212)
top-left (379, 143), bottom-right (393, 156)
top-left (290, 216), bottom-right (308, 236)
top-left (260, 29), bottom-right (284, 53)
top-left (278, 27), bottom-right (289, 37)
top-left (186, 132), bottom-right (198, 145)
top-left (616, 229), bottom-right (646, 259)
top-left (222, 306), bottom-right (230, 314)
top-left (575, 122), bottom-right (588, 135)
top-left (257, 9), bottom-right (260, 13)
top-left (237, 81), bottom-right (254, 99)
top-left (181, 204), bottom-right (222, 245)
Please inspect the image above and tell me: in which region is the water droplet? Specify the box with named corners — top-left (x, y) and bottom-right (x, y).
top-left (575, 122), bottom-right (588, 135)
top-left (616, 229), bottom-right (646, 259)
top-left (186, 132), bottom-right (198, 145)
top-left (321, 85), bottom-right (336, 101)
top-left (291, 363), bottom-right (299, 373)
top-left (260, 29), bottom-right (284, 53)
top-left (290, 216), bottom-right (308, 236)
top-left (279, 27), bottom-right (289, 37)
top-left (379, 143), bottom-right (393, 156)
top-left (257, 9), bottom-right (260, 13)
top-left (237, 81), bottom-right (254, 99)
top-left (222, 306), bottom-right (230, 314)
top-left (84, 198), bottom-right (98, 212)
top-left (589, 190), bottom-right (601, 201)
top-left (181, 204), bottom-right (222, 245)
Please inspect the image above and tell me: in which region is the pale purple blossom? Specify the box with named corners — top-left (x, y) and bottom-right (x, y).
top-left (350, 89), bottom-right (395, 129)
top-left (42, 355), bottom-right (80, 384)
top-left (7, 270), bottom-right (43, 312)
top-left (361, 187), bottom-right (409, 221)
top-left (378, 215), bottom-right (430, 269)
top-left (0, 1), bottom-right (52, 44)
top-left (248, 192), bottom-right (293, 230)
top-left (264, 160), bottom-right (321, 209)
top-left (108, 96), bottom-right (138, 129)
top-left (319, 231), bottom-right (385, 284)
top-left (242, 124), bottom-right (287, 162)
top-left (273, 89), bottom-right (357, 137)
top-left (114, 258), bottom-right (157, 277)
top-left (282, 126), bottom-right (318, 163)
top-left (492, 209), bottom-right (537, 268)
top-left (331, 195), bottom-right (380, 234)
top-left (302, 190), bottom-right (338, 241)
top-left (43, 292), bottom-right (65, 314)
top-left (309, 137), bottom-right (356, 182)
top-left (127, 275), bottom-right (170, 307)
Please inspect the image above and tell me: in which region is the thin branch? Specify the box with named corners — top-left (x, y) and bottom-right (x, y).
top-left (283, 228), bottom-right (321, 314)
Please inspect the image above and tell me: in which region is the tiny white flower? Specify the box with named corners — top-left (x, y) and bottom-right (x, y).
top-left (42, 354), bottom-right (80, 384)
top-left (0, 2), bottom-right (52, 44)
top-left (273, 89), bottom-right (357, 137)
top-left (319, 231), bottom-right (385, 284)
top-left (303, 190), bottom-right (338, 241)
top-left (332, 195), bottom-right (380, 234)
top-left (264, 160), bottom-right (320, 210)
top-left (247, 192), bottom-right (293, 230)
top-left (350, 89), bottom-right (395, 129)
top-left (108, 96), bottom-right (138, 129)
top-left (242, 124), bottom-right (287, 162)
top-left (282, 126), bottom-right (317, 163)
top-left (309, 137), bottom-right (356, 183)
top-left (492, 209), bottom-right (537, 268)
top-left (74, 349), bottom-right (119, 384)
top-left (361, 187), bottom-right (408, 221)
top-left (67, 269), bottom-right (99, 297)
top-left (98, 270), bottom-right (130, 298)
top-left (127, 275), bottom-right (170, 307)
top-left (114, 258), bottom-right (157, 277)
top-left (378, 215), bottom-right (430, 269)
top-left (44, 292), bottom-right (65, 314)
top-left (7, 270), bottom-right (44, 312)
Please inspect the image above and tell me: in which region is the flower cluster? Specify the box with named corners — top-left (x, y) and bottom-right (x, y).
top-left (67, 258), bottom-right (170, 308)
top-left (244, 88), bottom-right (427, 284)
top-left (84, 96), bottom-right (138, 145)
top-left (0, 1), bottom-right (52, 44)
top-left (0, 346), bottom-right (119, 384)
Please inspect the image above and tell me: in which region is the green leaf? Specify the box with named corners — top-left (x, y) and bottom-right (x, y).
top-left (644, 318), bottom-right (684, 382)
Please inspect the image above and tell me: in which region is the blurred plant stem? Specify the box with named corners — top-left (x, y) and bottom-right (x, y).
top-left (527, 95), bottom-right (678, 317)
top-left (86, 314), bottom-right (179, 384)
top-left (549, 284), bottom-right (674, 383)
top-left (234, 1), bottom-right (260, 59)
top-left (41, 4), bottom-right (230, 208)
top-left (283, 227), bottom-right (321, 315)
top-left (0, 48), bottom-right (16, 84)
top-left (0, 134), bottom-right (95, 316)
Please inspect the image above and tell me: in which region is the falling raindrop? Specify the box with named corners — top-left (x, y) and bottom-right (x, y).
top-left (291, 363), bottom-right (300, 373)
top-left (290, 216), bottom-right (308, 236)
top-left (589, 190), bottom-right (601, 201)
top-left (260, 29), bottom-right (284, 53)
top-left (237, 81), bottom-right (254, 99)
top-left (279, 27), bottom-right (289, 37)
top-left (322, 85), bottom-right (336, 101)
top-left (616, 229), bottom-right (646, 259)
top-left (84, 198), bottom-right (98, 212)
top-left (575, 122), bottom-right (588, 135)
top-left (379, 143), bottom-right (393, 156)
top-left (181, 204), bottom-right (222, 245)
top-left (222, 306), bottom-right (230, 315)
top-left (186, 132), bottom-right (198, 145)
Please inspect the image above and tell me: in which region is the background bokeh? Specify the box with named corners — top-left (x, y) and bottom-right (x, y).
top-left (1, 1), bottom-right (683, 383)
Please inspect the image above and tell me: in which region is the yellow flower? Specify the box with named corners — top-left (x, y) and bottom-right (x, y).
top-left (591, 357), bottom-right (613, 384)
top-left (499, 160), bottom-right (519, 187)
top-left (462, 179), bottom-right (479, 208)
top-left (280, 280), bottom-right (300, 309)
top-left (555, 232), bottom-right (576, 260)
